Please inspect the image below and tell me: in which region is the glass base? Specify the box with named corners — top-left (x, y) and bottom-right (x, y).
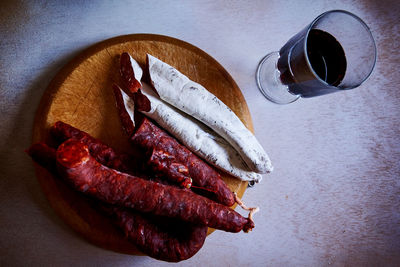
top-left (256, 52), bottom-right (300, 104)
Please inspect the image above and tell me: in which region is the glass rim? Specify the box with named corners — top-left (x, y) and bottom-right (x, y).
top-left (303, 10), bottom-right (377, 89)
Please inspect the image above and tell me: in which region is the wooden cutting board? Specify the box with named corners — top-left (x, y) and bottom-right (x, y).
top-left (32, 34), bottom-right (253, 255)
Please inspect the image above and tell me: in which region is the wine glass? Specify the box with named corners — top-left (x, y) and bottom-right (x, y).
top-left (256, 10), bottom-right (377, 104)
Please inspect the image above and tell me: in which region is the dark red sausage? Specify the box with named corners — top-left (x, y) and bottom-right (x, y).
top-left (56, 139), bottom-right (254, 233)
top-left (131, 117), bottom-right (235, 206)
top-left (119, 54), bottom-right (151, 113)
top-left (148, 148), bottom-right (192, 188)
top-left (26, 142), bottom-right (208, 262)
top-left (51, 121), bottom-right (176, 186)
top-left (51, 121), bottom-right (185, 188)
top-left (120, 52), bottom-right (141, 94)
top-left (102, 206), bottom-right (207, 262)
top-left (112, 84), bottom-right (136, 137)
top-left (51, 121), bottom-right (145, 177)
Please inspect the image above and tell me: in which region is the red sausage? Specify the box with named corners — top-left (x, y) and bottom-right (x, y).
top-left (131, 117), bottom-right (236, 206)
top-left (51, 121), bottom-right (145, 177)
top-left (56, 139), bottom-right (254, 233)
top-left (102, 206), bottom-right (207, 262)
top-left (52, 121), bottom-right (189, 188)
top-left (26, 142), bottom-right (208, 262)
top-left (148, 148), bottom-right (192, 188)
top-left (119, 53), bottom-right (151, 112)
top-left (112, 84), bottom-right (136, 137)
top-left (120, 52), bottom-right (141, 94)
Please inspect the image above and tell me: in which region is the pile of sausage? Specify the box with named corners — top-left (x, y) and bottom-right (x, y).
top-left (28, 119), bottom-right (254, 261)
top-left (27, 69), bottom-right (256, 261)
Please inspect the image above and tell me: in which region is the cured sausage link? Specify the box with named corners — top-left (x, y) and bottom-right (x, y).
top-left (103, 206), bottom-right (207, 262)
top-left (51, 121), bottom-right (144, 176)
top-left (131, 117), bottom-right (235, 206)
top-left (26, 142), bottom-right (207, 262)
top-left (56, 139), bottom-right (254, 233)
top-left (148, 148), bottom-right (192, 188)
top-left (52, 121), bottom-right (186, 187)
top-left (120, 52), bottom-right (142, 94)
top-left (51, 120), bottom-right (186, 187)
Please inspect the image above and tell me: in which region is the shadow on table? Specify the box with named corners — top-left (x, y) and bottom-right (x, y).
top-left (0, 48), bottom-right (84, 233)
top-left (0, 44), bottom-right (149, 264)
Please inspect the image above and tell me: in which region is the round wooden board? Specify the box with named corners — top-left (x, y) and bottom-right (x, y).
top-left (32, 34), bottom-right (253, 255)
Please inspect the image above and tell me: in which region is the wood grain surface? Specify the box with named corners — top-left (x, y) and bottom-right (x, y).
top-left (31, 34), bottom-right (252, 255)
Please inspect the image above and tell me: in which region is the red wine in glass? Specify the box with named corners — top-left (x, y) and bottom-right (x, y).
top-left (256, 10), bottom-right (376, 104)
top-left (278, 29), bottom-right (347, 97)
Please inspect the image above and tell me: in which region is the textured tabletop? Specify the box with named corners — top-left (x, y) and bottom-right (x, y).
top-left (1, 0), bottom-right (399, 266)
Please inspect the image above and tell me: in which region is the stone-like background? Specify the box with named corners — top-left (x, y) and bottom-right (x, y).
top-left (1, 0), bottom-right (399, 266)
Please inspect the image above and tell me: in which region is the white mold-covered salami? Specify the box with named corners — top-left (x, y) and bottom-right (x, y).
top-left (147, 54), bottom-right (273, 174)
top-left (119, 83), bottom-right (262, 182)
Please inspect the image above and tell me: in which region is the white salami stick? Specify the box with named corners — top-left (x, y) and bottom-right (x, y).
top-left (147, 54), bottom-right (273, 174)
top-left (119, 83), bottom-right (262, 183)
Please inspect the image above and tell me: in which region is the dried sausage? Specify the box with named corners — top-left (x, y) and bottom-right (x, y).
top-left (148, 148), bottom-right (192, 188)
top-left (102, 206), bottom-right (207, 262)
top-left (120, 52), bottom-right (142, 94)
top-left (56, 139), bottom-right (254, 233)
top-left (131, 117), bottom-right (235, 206)
top-left (51, 121), bottom-right (144, 177)
top-left (56, 138), bottom-right (253, 232)
top-left (52, 121), bottom-right (190, 188)
top-left (26, 141), bottom-right (208, 262)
